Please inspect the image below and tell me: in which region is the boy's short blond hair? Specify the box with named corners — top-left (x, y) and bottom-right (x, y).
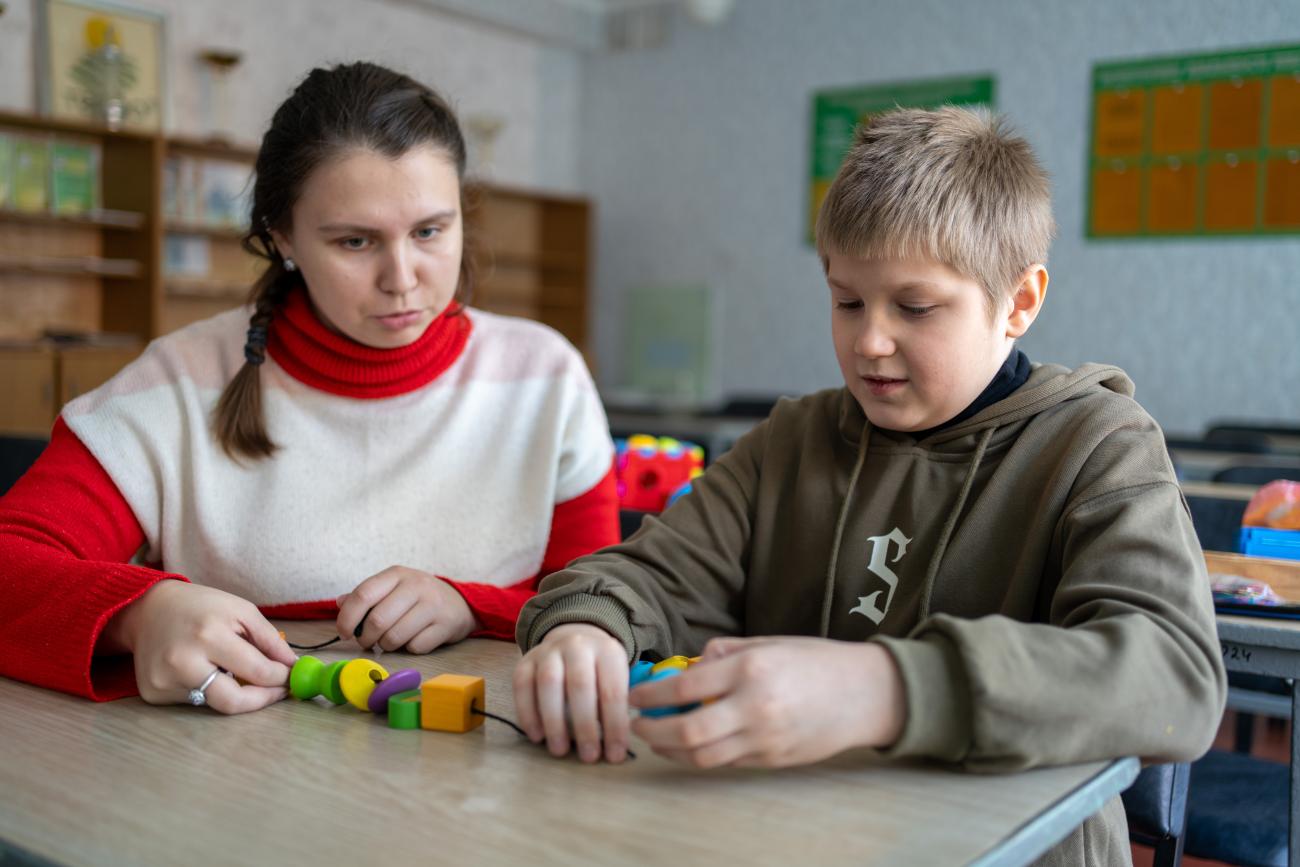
top-left (815, 105), bottom-right (1055, 308)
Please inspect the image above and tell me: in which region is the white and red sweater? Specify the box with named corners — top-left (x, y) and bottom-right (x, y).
top-left (0, 288), bottom-right (618, 700)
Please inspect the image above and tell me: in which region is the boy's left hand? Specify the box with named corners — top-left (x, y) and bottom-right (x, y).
top-left (629, 636), bottom-right (906, 768)
top-left (336, 566), bottom-right (479, 653)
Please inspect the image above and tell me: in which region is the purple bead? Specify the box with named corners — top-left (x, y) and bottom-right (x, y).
top-left (368, 668), bottom-right (423, 714)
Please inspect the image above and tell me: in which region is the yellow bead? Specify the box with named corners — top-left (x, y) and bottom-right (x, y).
top-left (420, 674), bottom-right (486, 733)
top-left (651, 655), bottom-right (691, 674)
top-left (338, 658), bottom-right (389, 711)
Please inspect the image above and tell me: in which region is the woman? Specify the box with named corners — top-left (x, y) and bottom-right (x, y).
top-left (0, 63), bottom-right (617, 714)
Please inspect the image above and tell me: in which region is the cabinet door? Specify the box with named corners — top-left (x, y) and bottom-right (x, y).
top-left (0, 349), bottom-right (58, 435)
top-left (59, 346), bottom-right (140, 405)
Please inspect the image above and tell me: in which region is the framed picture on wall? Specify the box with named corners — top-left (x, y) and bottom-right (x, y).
top-left (35, 0), bottom-right (167, 131)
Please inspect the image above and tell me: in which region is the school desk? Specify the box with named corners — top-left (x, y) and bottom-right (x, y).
top-left (0, 623), bottom-right (1138, 867)
top-left (1207, 550), bottom-right (1300, 863)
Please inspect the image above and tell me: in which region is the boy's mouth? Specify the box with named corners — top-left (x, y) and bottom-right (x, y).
top-left (861, 375), bottom-right (907, 397)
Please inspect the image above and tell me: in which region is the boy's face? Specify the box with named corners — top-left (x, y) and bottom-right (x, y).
top-left (826, 253), bottom-right (1040, 433)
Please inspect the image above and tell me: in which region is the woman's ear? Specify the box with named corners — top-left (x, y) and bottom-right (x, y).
top-left (1005, 265), bottom-right (1048, 339)
top-left (268, 227), bottom-right (293, 263)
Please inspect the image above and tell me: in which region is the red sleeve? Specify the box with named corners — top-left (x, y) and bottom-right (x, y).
top-left (444, 464), bottom-right (619, 640)
top-left (0, 417), bottom-right (186, 701)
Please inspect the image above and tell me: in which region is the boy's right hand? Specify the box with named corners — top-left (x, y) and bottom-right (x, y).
top-left (104, 580), bottom-right (296, 714)
top-left (513, 623), bottom-right (630, 764)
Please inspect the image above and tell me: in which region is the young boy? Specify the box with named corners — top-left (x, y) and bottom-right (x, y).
top-left (513, 106), bottom-right (1225, 865)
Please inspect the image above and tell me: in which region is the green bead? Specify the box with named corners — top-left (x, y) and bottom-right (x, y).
top-left (322, 660), bottom-right (349, 705)
top-left (387, 690), bottom-right (422, 730)
top-left (289, 656), bottom-right (324, 700)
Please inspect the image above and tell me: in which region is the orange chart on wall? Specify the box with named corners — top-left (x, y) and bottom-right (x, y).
top-left (1088, 42), bottom-right (1300, 238)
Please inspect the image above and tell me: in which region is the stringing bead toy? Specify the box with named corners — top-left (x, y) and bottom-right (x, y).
top-left (631, 656), bottom-right (702, 718)
top-left (368, 668), bottom-right (422, 714)
top-left (421, 674), bottom-right (486, 733)
top-left (614, 435), bottom-right (705, 512)
top-left (387, 689), bottom-right (422, 730)
top-left (338, 658), bottom-right (389, 711)
top-left (289, 656), bottom-right (350, 704)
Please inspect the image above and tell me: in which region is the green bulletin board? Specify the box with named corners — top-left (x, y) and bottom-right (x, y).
top-left (1088, 42), bottom-right (1300, 238)
top-left (808, 74), bottom-right (995, 241)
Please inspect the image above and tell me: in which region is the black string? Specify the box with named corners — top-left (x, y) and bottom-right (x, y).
top-left (286, 610), bottom-right (371, 651)
top-left (470, 700), bottom-right (636, 759)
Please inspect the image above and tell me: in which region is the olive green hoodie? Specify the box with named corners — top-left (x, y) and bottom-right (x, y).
top-left (518, 363), bottom-right (1226, 866)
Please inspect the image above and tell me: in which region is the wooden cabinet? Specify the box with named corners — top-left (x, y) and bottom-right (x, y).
top-left (0, 344), bottom-right (139, 435)
top-left (467, 185), bottom-right (591, 358)
top-left (0, 347), bottom-right (57, 436)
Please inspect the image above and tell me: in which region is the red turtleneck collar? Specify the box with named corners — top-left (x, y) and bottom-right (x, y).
top-left (266, 288), bottom-right (472, 399)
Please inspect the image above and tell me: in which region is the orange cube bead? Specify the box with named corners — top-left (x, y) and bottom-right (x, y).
top-left (420, 674), bottom-right (486, 733)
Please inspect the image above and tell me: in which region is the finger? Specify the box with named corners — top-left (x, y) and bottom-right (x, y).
top-left (630, 656), bottom-right (737, 709)
top-left (653, 734), bottom-right (755, 769)
top-left (357, 587), bottom-right (419, 651)
top-left (200, 672), bottom-right (288, 715)
top-left (378, 600), bottom-right (440, 652)
top-left (211, 629), bottom-right (291, 688)
top-left (337, 569), bottom-right (403, 639)
top-left (406, 619), bottom-right (457, 655)
top-left (512, 657), bottom-right (544, 743)
top-left (564, 647), bottom-right (602, 763)
top-left (535, 653), bottom-right (571, 757)
top-left (240, 610), bottom-right (297, 667)
top-left (595, 648), bottom-right (631, 763)
top-left (701, 635), bottom-right (756, 660)
top-left (631, 699), bottom-right (744, 752)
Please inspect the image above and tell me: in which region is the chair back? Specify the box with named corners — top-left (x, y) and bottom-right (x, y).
top-left (0, 436), bottom-right (49, 496)
top-left (1123, 762), bottom-right (1190, 866)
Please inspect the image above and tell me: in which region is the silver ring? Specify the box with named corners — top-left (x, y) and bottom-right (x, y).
top-left (187, 668), bottom-right (223, 707)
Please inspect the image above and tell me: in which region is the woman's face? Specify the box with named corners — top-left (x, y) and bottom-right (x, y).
top-left (271, 145), bottom-right (464, 348)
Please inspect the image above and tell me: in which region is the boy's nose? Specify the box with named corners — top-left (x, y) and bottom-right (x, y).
top-left (856, 322), bottom-right (895, 358)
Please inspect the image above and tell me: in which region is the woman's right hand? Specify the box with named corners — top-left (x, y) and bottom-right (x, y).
top-left (104, 580), bottom-right (297, 714)
top-left (513, 623), bottom-right (631, 764)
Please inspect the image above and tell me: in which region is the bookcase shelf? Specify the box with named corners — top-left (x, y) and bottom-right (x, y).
top-left (163, 221), bottom-right (247, 240)
top-left (0, 254), bottom-right (142, 279)
top-left (0, 209), bottom-right (146, 231)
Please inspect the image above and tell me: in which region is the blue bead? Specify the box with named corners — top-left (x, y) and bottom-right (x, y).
top-left (629, 660), bottom-right (656, 687)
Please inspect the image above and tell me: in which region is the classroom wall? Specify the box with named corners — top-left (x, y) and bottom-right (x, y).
top-left (579, 0), bottom-right (1300, 434)
top-left (0, 0), bottom-right (583, 192)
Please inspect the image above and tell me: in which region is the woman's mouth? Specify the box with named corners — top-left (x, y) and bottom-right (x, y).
top-left (375, 310), bottom-right (425, 330)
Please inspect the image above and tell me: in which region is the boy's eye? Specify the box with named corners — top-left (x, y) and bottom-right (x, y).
top-left (834, 299), bottom-right (863, 311)
top-left (900, 304), bottom-right (936, 317)
top-left (414, 226), bottom-right (440, 240)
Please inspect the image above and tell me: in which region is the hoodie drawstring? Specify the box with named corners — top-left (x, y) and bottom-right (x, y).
top-left (917, 425), bottom-right (995, 618)
top-left (820, 427), bottom-right (869, 637)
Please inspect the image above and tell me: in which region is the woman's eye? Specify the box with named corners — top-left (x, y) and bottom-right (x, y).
top-left (341, 237), bottom-right (368, 250)
top-left (415, 226), bottom-right (440, 240)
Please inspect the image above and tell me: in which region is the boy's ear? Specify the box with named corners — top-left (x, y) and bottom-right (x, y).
top-left (1005, 265), bottom-right (1048, 339)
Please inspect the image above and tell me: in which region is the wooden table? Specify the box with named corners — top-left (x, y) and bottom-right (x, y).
top-left (0, 623), bottom-right (1137, 867)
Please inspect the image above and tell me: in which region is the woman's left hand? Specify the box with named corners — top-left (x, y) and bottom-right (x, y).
top-left (336, 566), bottom-right (479, 653)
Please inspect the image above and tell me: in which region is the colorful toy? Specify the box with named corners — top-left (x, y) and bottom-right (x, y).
top-left (387, 690), bottom-right (423, 730)
top-left (421, 674), bottom-right (487, 733)
top-left (367, 668), bottom-right (422, 713)
top-left (629, 655), bottom-right (702, 717)
top-left (289, 656), bottom-right (351, 704)
top-left (614, 435), bottom-right (705, 512)
top-left (338, 658), bottom-right (389, 710)
top-left (287, 656), bottom-right (503, 738)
